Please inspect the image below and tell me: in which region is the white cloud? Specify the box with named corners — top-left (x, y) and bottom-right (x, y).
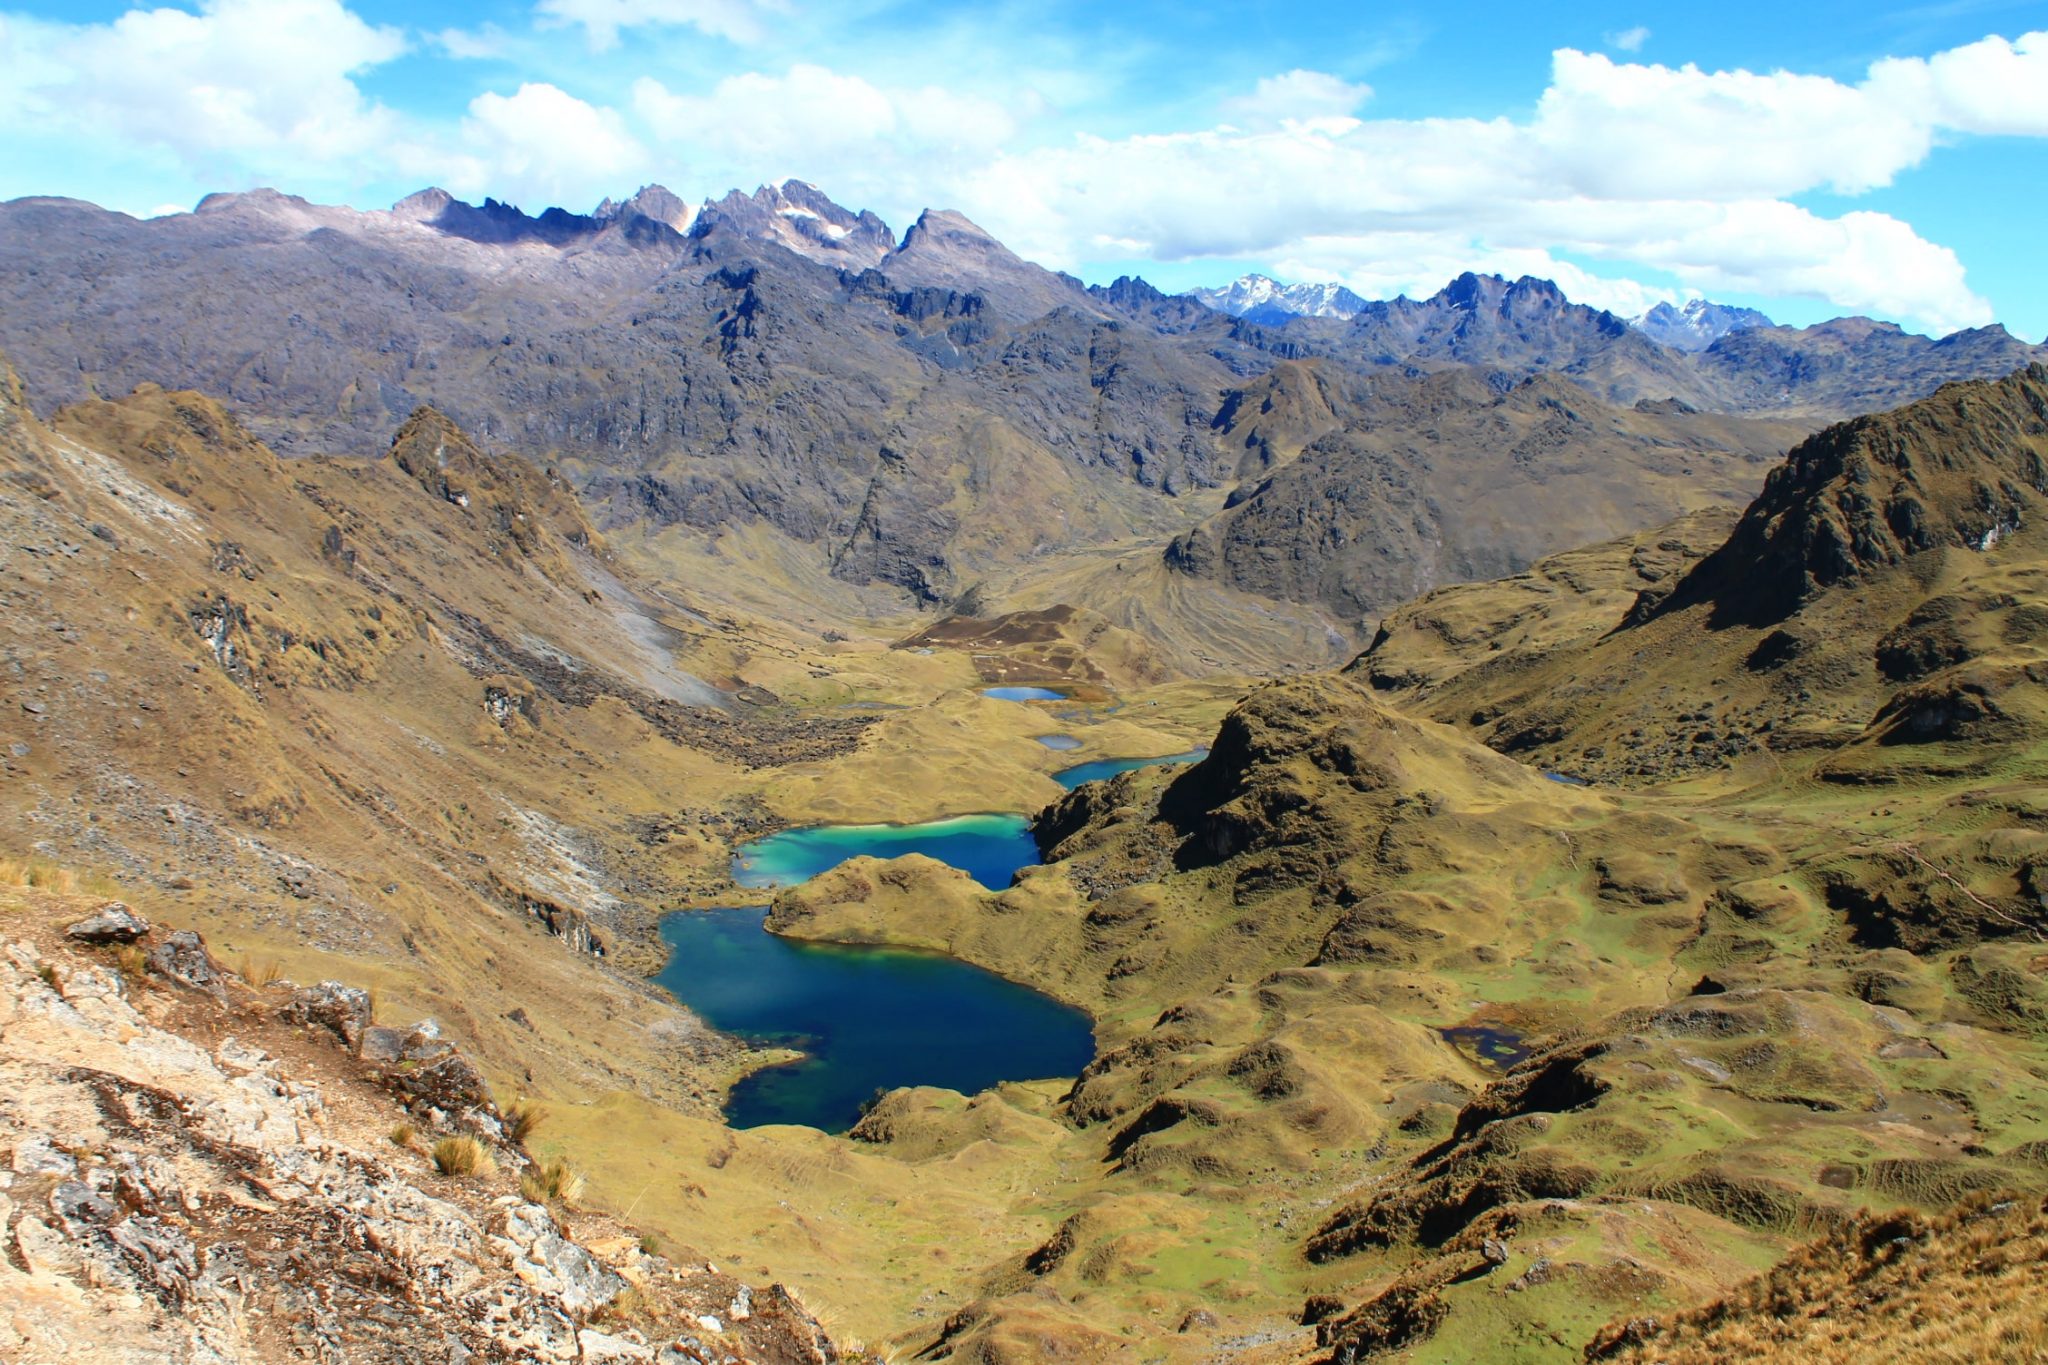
top-left (1605, 26), bottom-right (1650, 53)
top-left (1222, 70), bottom-right (1373, 127)
top-left (0, 0), bottom-right (406, 170)
top-left (460, 84), bottom-right (647, 208)
top-left (632, 64), bottom-right (1019, 204)
top-left (534, 0), bottom-right (787, 50)
top-left (939, 34), bottom-right (2048, 333)
top-left (433, 24), bottom-right (513, 60)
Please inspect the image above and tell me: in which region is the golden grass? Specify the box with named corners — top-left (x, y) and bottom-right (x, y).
top-left (1591, 1193), bottom-right (2048, 1364)
top-left (236, 954), bottom-right (282, 988)
top-left (431, 1136), bottom-right (495, 1178)
top-left (503, 1098), bottom-right (544, 1145)
top-left (519, 1155), bottom-right (585, 1207)
top-left (389, 1122), bottom-right (416, 1149)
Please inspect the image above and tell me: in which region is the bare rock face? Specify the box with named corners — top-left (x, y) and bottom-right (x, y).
top-left (0, 928), bottom-right (853, 1365)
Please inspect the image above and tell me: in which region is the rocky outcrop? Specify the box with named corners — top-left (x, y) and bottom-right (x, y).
top-left (1648, 364), bottom-right (2048, 628)
top-left (0, 917), bottom-right (851, 1365)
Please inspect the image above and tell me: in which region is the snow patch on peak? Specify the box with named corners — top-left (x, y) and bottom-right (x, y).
top-left (1187, 273), bottom-right (1369, 322)
top-left (1631, 297), bottom-right (1774, 352)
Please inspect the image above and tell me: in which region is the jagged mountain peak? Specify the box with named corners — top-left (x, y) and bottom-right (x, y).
top-left (594, 183), bottom-right (696, 233)
top-left (1187, 273), bottom-right (1370, 323)
top-left (690, 180), bottom-right (895, 266)
top-left (1633, 297), bottom-right (1774, 352)
top-left (887, 207), bottom-right (1098, 322)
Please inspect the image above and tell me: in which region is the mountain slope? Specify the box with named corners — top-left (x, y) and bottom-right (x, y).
top-left (1164, 363), bottom-right (1804, 620)
top-left (1357, 363), bottom-right (2048, 785)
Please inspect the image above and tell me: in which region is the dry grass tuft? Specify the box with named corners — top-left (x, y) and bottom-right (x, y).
top-left (503, 1099), bottom-right (544, 1145)
top-left (519, 1155), bottom-right (585, 1207)
top-left (113, 945), bottom-right (148, 982)
top-left (237, 954), bottom-right (283, 988)
top-left (389, 1122), bottom-right (416, 1149)
top-left (431, 1136), bottom-right (495, 1178)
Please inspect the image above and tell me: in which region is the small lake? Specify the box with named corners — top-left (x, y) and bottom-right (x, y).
top-left (984, 685), bottom-right (1069, 702)
top-left (1543, 771), bottom-right (1592, 787)
top-left (732, 813), bottom-right (1040, 891)
top-left (658, 909), bottom-right (1096, 1131)
top-left (1053, 749), bottom-right (1209, 791)
top-left (1441, 1025), bottom-right (1532, 1070)
top-left (1036, 734), bottom-right (1083, 751)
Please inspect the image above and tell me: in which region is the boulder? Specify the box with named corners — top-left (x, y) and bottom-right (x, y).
top-left (146, 930), bottom-right (227, 1002)
top-left (282, 981), bottom-right (372, 1050)
top-left (65, 903), bottom-right (149, 945)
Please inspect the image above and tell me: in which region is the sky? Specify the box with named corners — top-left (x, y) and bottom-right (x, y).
top-left (2, 0), bottom-right (2046, 339)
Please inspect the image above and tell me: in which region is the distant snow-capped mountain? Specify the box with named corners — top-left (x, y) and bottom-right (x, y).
top-left (1631, 298), bottom-right (1774, 352)
top-left (1186, 273), bottom-right (1370, 324)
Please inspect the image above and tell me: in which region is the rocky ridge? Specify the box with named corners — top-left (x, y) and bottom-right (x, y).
top-left (0, 886), bottom-right (850, 1364)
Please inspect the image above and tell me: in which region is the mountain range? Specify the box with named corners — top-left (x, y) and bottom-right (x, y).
top-left (6, 171), bottom-right (2048, 1364)
top-left (2, 181), bottom-right (2044, 665)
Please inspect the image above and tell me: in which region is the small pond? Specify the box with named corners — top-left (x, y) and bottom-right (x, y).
top-left (1053, 749), bottom-right (1209, 791)
top-left (1441, 1025), bottom-right (1532, 1070)
top-left (732, 813), bottom-right (1040, 892)
top-left (984, 685), bottom-right (1069, 702)
top-left (1035, 734), bottom-right (1084, 751)
top-left (1543, 771), bottom-right (1592, 787)
top-left (658, 909), bottom-right (1095, 1131)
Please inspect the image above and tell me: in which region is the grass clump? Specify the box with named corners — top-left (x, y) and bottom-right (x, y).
top-left (519, 1155), bottom-right (585, 1207)
top-left (390, 1122), bottom-right (416, 1149)
top-left (503, 1098), bottom-right (544, 1145)
top-left (431, 1136), bottom-right (495, 1178)
top-left (113, 945), bottom-right (149, 981)
top-left (236, 954), bottom-right (282, 987)
top-left (637, 1231), bottom-right (663, 1256)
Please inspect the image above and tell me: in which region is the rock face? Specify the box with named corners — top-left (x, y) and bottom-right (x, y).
top-left (1649, 362), bottom-right (2048, 628)
top-left (0, 920), bottom-right (849, 1365)
top-left (1163, 365), bottom-right (1801, 619)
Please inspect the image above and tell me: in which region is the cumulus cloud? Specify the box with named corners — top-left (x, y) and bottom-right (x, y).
top-left (534, 0), bottom-right (788, 50)
top-left (1222, 70), bottom-right (1373, 127)
top-left (632, 64), bottom-right (1019, 201)
top-left (0, 0), bottom-right (405, 169)
top-left (460, 83), bottom-right (647, 208)
top-left (942, 34), bottom-right (2048, 333)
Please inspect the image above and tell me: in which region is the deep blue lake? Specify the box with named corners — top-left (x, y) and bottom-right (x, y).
top-left (732, 814), bottom-right (1040, 892)
top-left (1053, 749), bottom-right (1209, 791)
top-left (657, 908), bottom-right (1096, 1131)
top-left (984, 685), bottom-right (1068, 701)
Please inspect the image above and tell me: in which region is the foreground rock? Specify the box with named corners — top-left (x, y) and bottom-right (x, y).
top-left (0, 912), bottom-right (852, 1365)
top-left (62, 903), bottom-right (149, 944)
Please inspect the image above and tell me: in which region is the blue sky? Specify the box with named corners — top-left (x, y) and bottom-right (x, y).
top-left (3, 0), bottom-right (2045, 337)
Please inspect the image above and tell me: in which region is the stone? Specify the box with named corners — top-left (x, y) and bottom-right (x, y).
top-left (498, 1203), bottom-right (627, 1315)
top-left (1177, 1309), bottom-right (1219, 1333)
top-left (1481, 1236), bottom-right (1512, 1267)
top-left (579, 1330), bottom-right (656, 1362)
top-left (65, 903), bottom-right (149, 945)
top-left (145, 930), bottom-right (228, 1002)
top-left (358, 1025), bottom-right (411, 1062)
top-left (282, 981), bottom-right (372, 1050)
